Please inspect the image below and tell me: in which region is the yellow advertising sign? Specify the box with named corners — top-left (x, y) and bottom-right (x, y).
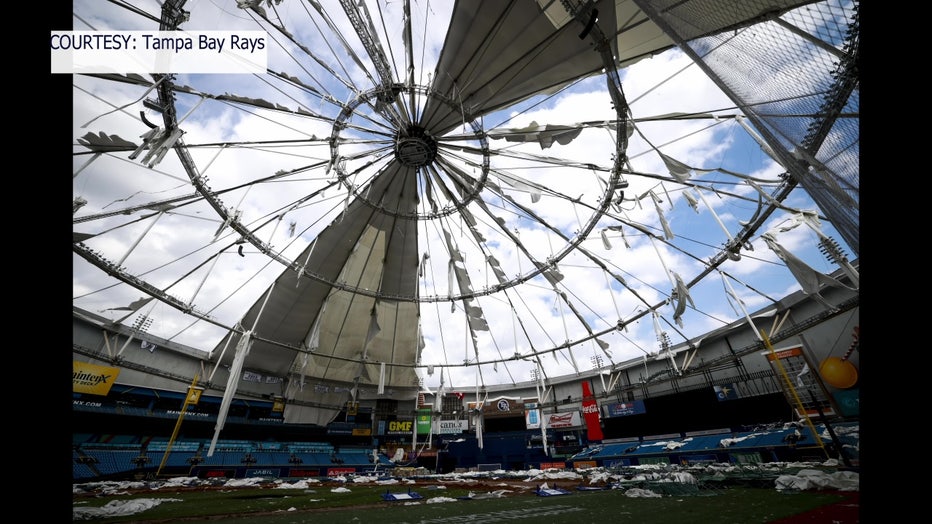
top-left (186, 387), bottom-right (203, 405)
top-left (73, 361), bottom-right (120, 395)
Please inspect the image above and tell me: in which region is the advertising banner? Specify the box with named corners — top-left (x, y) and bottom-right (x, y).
top-left (525, 408), bottom-right (541, 429)
top-left (713, 383), bottom-right (740, 401)
top-left (416, 408), bottom-right (432, 435)
top-left (604, 399), bottom-right (646, 417)
top-left (385, 419), bottom-right (414, 435)
top-left (73, 361), bottom-right (120, 395)
top-left (544, 411), bottom-right (581, 428)
top-left (436, 419), bottom-right (467, 434)
top-left (186, 386), bottom-right (203, 405)
top-left (580, 381), bottom-right (603, 441)
top-left (467, 397), bottom-right (527, 418)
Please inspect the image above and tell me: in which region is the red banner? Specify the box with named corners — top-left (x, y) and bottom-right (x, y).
top-left (581, 381), bottom-right (603, 441)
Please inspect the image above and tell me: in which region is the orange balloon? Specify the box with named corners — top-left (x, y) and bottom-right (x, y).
top-left (819, 356), bottom-right (858, 389)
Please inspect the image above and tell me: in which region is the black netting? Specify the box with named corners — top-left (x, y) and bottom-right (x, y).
top-left (637, 0), bottom-right (859, 255)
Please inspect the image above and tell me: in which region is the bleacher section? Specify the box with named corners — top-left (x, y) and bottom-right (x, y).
top-left (72, 422), bottom-right (859, 482)
top-left (71, 435), bottom-right (399, 481)
top-left (80, 449), bottom-right (145, 476)
top-left (570, 422), bottom-right (859, 467)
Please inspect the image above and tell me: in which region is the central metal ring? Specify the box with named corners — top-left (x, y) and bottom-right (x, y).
top-left (394, 125), bottom-right (438, 168)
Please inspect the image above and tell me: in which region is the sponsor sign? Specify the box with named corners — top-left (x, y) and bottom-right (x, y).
top-left (416, 408), bottom-right (432, 435)
top-left (467, 397), bottom-right (527, 418)
top-left (385, 419), bottom-right (414, 435)
top-left (604, 399), bottom-right (647, 417)
top-left (581, 381), bottom-right (604, 441)
top-left (437, 419), bottom-right (467, 434)
top-left (186, 387), bottom-right (203, 405)
top-left (544, 411), bottom-right (581, 428)
top-left (714, 383), bottom-right (740, 401)
top-left (525, 409), bottom-right (541, 429)
top-left (73, 361), bottom-right (120, 395)
top-left (245, 468), bottom-right (279, 477)
top-left (763, 346), bottom-right (804, 361)
top-left (288, 468), bottom-right (319, 477)
top-left (327, 467), bottom-right (355, 476)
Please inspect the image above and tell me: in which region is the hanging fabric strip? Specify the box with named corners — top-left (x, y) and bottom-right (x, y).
top-left (208, 330), bottom-right (252, 456)
top-left (378, 362), bottom-right (386, 395)
top-left (486, 120), bottom-right (584, 149)
top-left (682, 189), bottom-right (700, 212)
top-left (366, 305), bottom-right (381, 347)
top-left (487, 254), bottom-right (507, 281)
top-left (419, 252), bottom-right (429, 278)
top-left (760, 233), bottom-right (849, 310)
top-left (670, 271), bottom-right (694, 328)
top-left (658, 152), bottom-right (693, 183)
top-left (649, 191), bottom-right (674, 239)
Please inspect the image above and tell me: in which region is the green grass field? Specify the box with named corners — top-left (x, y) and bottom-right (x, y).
top-left (73, 483), bottom-right (853, 523)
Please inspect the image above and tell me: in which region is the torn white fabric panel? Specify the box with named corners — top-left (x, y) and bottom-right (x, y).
top-left (488, 120), bottom-right (583, 149)
top-left (796, 362), bottom-right (810, 388)
top-left (467, 313), bottom-right (490, 331)
top-left (78, 131), bottom-right (138, 152)
top-left (208, 330), bottom-right (252, 456)
top-left (442, 229), bottom-right (464, 262)
top-left (424, 174), bottom-right (439, 212)
top-left (797, 212), bottom-right (859, 288)
top-left (671, 271), bottom-right (694, 328)
top-left (448, 260), bottom-right (456, 301)
top-left (487, 254), bottom-right (507, 282)
top-left (761, 234), bottom-right (849, 311)
top-left (650, 191), bottom-right (674, 240)
top-left (606, 225), bottom-right (630, 248)
top-left (459, 207), bottom-right (486, 242)
top-left (459, 206), bottom-right (479, 228)
top-left (659, 152), bottom-right (693, 182)
top-left (541, 266), bottom-right (564, 287)
top-left (453, 264), bottom-right (475, 294)
top-left (683, 189), bottom-right (700, 212)
top-left (495, 171), bottom-right (543, 203)
top-left (365, 307), bottom-right (381, 347)
top-left (304, 308), bottom-right (322, 353)
top-left (419, 252), bottom-right (429, 278)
